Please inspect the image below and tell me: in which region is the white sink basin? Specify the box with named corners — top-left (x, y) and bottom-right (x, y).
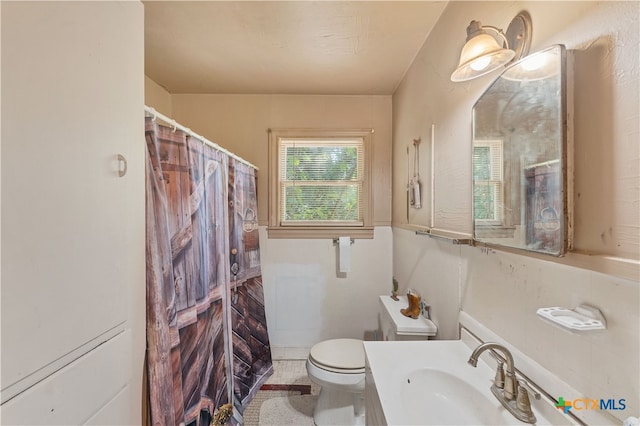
top-left (400, 368), bottom-right (507, 425)
top-left (363, 340), bottom-right (576, 425)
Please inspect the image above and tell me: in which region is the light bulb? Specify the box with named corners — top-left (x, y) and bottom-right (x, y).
top-left (470, 56), bottom-right (491, 71)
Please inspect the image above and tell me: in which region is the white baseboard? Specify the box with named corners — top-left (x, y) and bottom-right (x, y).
top-left (270, 346), bottom-right (311, 360)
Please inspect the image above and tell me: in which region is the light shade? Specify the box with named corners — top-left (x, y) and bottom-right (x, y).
top-left (451, 29), bottom-right (515, 82)
top-left (501, 47), bottom-right (559, 81)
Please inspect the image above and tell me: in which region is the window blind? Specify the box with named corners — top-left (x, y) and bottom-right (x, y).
top-left (473, 141), bottom-right (503, 222)
top-left (278, 138), bottom-right (365, 226)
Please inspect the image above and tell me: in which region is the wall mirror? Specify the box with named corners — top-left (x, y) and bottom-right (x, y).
top-left (472, 44), bottom-right (572, 256)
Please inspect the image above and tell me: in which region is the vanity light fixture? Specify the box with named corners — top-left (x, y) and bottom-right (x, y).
top-left (450, 11), bottom-right (532, 82)
top-left (501, 47), bottom-right (558, 82)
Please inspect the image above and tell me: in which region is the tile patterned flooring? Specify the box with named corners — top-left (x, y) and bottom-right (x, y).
top-left (269, 359), bottom-right (314, 386)
top-left (244, 359), bottom-right (320, 425)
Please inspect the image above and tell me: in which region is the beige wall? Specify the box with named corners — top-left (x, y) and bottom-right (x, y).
top-left (145, 75), bottom-right (172, 117)
top-left (170, 94), bottom-right (392, 226)
top-left (392, 1), bottom-right (639, 424)
top-left (394, 0), bottom-right (639, 266)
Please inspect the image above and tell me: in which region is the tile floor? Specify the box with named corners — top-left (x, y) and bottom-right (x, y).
top-left (244, 359), bottom-right (320, 426)
top-left (270, 359), bottom-right (314, 386)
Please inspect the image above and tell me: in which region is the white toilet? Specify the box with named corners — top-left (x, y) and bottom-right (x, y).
top-left (306, 295), bottom-right (437, 425)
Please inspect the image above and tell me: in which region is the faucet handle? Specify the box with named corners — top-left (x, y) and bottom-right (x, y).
top-left (517, 378), bottom-right (541, 400)
top-left (493, 361), bottom-right (505, 389)
top-left (503, 371), bottom-right (517, 400)
top-left (516, 380), bottom-right (535, 416)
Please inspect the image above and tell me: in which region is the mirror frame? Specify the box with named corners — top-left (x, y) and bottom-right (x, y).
top-left (471, 44), bottom-right (573, 256)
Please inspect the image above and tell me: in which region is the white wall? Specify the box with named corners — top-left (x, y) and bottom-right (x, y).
top-left (260, 227), bottom-right (392, 351)
top-left (392, 1), bottom-right (639, 424)
top-left (1, 2), bottom-right (145, 424)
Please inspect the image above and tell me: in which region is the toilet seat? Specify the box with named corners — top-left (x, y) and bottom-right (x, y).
top-left (309, 338), bottom-right (365, 374)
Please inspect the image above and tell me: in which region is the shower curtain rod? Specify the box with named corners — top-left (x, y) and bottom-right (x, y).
top-left (144, 105), bottom-right (258, 170)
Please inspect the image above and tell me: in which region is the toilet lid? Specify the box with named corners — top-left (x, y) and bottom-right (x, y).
top-left (309, 338), bottom-right (364, 370)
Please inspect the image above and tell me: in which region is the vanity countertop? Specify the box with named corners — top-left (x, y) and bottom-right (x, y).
top-left (363, 337), bottom-right (580, 425)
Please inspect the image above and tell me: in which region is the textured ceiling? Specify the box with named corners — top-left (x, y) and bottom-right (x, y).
top-left (144, 1), bottom-right (448, 95)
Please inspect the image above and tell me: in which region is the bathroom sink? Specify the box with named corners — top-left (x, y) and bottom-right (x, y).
top-left (400, 368), bottom-right (505, 425)
top-left (363, 339), bottom-right (576, 425)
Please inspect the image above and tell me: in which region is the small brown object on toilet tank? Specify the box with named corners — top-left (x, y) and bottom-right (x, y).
top-left (400, 290), bottom-right (421, 319)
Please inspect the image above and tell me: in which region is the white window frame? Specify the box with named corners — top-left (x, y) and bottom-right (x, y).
top-left (473, 139), bottom-right (504, 225)
top-left (268, 129), bottom-right (373, 239)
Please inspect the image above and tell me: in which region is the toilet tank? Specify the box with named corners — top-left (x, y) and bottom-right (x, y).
top-left (378, 295), bottom-right (437, 341)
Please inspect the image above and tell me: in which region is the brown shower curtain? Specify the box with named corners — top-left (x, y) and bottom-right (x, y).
top-left (228, 159), bottom-right (272, 409)
top-left (145, 118), bottom-right (272, 425)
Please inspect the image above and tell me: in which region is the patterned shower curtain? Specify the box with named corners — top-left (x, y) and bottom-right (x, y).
top-left (145, 117), bottom-right (272, 426)
top-left (227, 159), bottom-right (272, 409)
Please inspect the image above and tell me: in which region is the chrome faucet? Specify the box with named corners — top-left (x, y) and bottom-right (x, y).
top-left (468, 342), bottom-right (537, 424)
top-left (468, 343), bottom-right (517, 399)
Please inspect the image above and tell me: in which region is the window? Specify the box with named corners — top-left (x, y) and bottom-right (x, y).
top-left (268, 129), bottom-right (373, 238)
top-left (473, 140), bottom-right (503, 224)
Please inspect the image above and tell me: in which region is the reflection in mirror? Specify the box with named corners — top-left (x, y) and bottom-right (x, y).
top-left (472, 45), bottom-right (571, 256)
